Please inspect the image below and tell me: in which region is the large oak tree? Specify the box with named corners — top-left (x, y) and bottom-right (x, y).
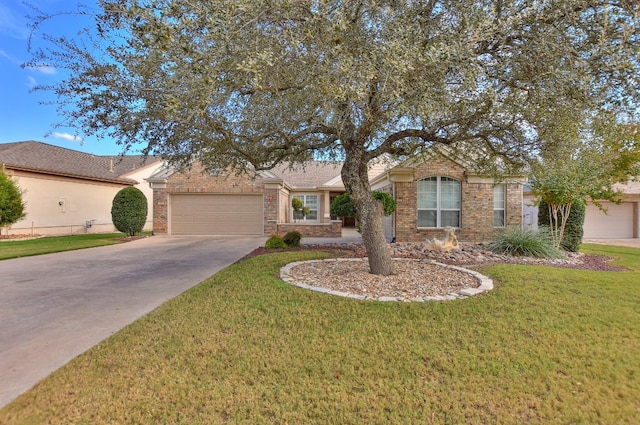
top-left (28, 0), bottom-right (639, 274)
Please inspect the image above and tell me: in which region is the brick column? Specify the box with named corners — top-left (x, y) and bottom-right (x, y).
top-left (264, 188), bottom-right (278, 235)
top-left (152, 186), bottom-right (168, 234)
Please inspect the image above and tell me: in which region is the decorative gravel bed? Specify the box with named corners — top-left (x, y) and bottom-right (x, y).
top-left (261, 241), bottom-right (624, 302)
top-left (281, 258), bottom-right (490, 301)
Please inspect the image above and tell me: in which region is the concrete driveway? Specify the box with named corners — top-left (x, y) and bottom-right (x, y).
top-left (583, 238), bottom-right (640, 248)
top-left (0, 235), bottom-right (263, 408)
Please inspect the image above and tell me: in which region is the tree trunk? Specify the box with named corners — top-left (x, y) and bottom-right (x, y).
top-left (341, 149), bottom-right (395, 276)
top-left (548, 202), bottom-right (573, 249)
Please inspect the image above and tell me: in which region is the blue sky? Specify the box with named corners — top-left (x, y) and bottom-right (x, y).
top-left (0, 0), bottom-right (128, 155)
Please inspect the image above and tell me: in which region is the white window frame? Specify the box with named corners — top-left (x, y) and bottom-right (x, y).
top-left (493, 184), bottom-right (506, 227)
top-left (417, 177), bottom-right (461, 228)
top-left (292, 194), bottom-right (319, 222)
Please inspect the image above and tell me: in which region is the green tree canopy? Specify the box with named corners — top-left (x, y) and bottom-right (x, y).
top-left (0, 171), bottom-right (26, 229)
top-left (27, 0), bottom-right (640, 274)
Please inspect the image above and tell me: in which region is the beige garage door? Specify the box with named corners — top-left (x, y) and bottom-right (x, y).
top-left (583, 202), bottom-right (634, 239)
top-left (170, 194), bottom-right (263, 235)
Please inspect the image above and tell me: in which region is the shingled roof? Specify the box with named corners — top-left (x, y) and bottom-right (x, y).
top-left (268, 157), bottom-right (394, 189)
top-left (0, 141), bottom-right (161, 185)
top-left (269, 162), bottom-right (344, 188)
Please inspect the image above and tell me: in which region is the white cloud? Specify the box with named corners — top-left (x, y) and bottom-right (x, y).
top-left (23, 65), bottom-right (57, 75)
top-left (0, 49), bottom-right (20, 65)
top-left (35, 66), bottom-right (56, 75)
top-left (26, 75), bottom-right (37, 88)
top-left (52, 132), bottom-right (84, 144)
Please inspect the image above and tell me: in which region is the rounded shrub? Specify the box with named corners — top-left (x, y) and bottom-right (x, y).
top-left (111, 186), bottom-right (148, 236)
top-left (538, 199), bottom-right (585, 252)
top-left (283, 231), bottom-right (302, 247)
top-left (265, 235), bottom-right (287, 249)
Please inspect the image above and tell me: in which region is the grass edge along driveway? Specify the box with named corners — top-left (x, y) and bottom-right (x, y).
top-left (0, 233), bottom-right (144, 260)
top-left (1, 244), bottom-right (639, 424)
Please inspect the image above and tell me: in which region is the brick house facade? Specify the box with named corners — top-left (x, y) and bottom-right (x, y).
top-left (147, 163), bottom-right (346, 236)
top-left (379, 155), bottom-right (524, 242)
top-left (148, 153), bottom-right (524, 241)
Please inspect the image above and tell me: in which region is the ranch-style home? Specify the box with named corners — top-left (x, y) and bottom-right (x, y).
top-left (0, 141), bottom-right (163, 236)
top-left (147, 148), bottom-right (526, 242)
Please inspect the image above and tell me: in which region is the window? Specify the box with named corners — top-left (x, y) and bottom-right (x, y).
top-left (292, 194), bottom-right (318, 221)
top-left (417, 177), bottom-right (460, 227)
top-left (493, 184), bottom-right (506, 227)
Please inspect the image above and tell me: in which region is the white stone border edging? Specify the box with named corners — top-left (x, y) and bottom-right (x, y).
top-left (280, 258), bottom-right (493, 302)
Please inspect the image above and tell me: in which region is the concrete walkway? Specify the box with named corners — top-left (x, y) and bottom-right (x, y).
top-left (0, 235), bottom-right (264, 408)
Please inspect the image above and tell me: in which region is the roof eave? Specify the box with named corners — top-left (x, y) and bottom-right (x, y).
top-left (3, 163), bottom-right (137, 185)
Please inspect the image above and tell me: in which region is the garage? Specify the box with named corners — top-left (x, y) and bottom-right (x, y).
top-left (170, 194), bottom-right (264, 235)
top-left (583, 202), bottom-right (634, 239)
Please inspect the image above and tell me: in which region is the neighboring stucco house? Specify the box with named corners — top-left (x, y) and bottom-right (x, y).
top-left (0, 141), bottom-right (164, 236)
top-left (524, 181), bottom-right (640, 239)
top-left (148, 149), bottom-right (525, 242)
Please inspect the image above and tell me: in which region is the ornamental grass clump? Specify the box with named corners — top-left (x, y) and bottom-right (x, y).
top-left (488, 227), bottom-right (564, 259)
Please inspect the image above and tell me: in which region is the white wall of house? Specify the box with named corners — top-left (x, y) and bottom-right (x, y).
top-left (6, 161), bottom-right (164, 236)
top-left (7, 171), bottom-right (128, 236)
top-left (523, 194), bottom-right (539, 231)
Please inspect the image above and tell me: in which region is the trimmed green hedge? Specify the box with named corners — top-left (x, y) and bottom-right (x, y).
top-left (111, 187), bottom-right (148, 236)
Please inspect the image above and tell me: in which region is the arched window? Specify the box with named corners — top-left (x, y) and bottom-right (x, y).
top-left (417, 177), bottom-right (460, 228)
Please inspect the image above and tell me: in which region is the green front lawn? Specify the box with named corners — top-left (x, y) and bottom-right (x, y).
top-left (0, 233), bottom-right (147, 260)
top-left (1, 245), bottom-right (639, 424)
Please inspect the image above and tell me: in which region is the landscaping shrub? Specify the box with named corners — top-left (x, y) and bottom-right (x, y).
top-left (538, 199), bottom-right (586, 252)
top-left (488, 227), bottom-right (564, 259)
top-left (330, 191), bottom-right (397, 219)
top-left (283, 231), bottom-right (302, 247)
top-left (265, 235), bottom-right (287, 249)
top-left (0, 171), bottom-right (26, 228)
top-left (111, 187), bottom-right (148, 236)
